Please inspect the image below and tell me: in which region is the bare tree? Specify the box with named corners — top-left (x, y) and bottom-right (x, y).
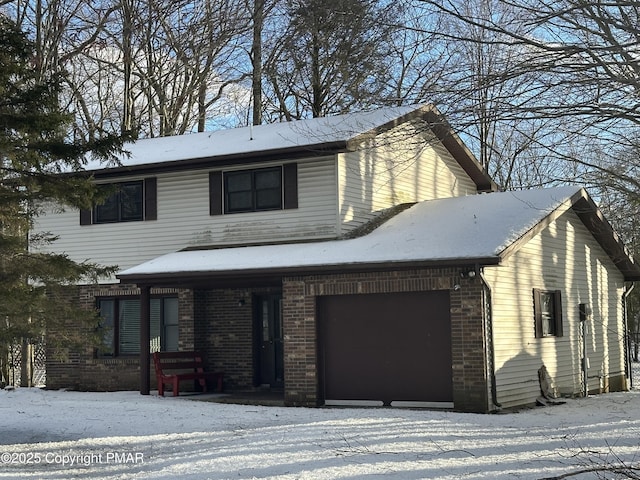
top-left (414, 0), bottom-right (640, 192)
top-left (5, 0), bottom-right (252, 138)
top-left (262, 0), bottom-right (399, 119)
top-left (381, 10), bottom-right (450, 107)
top-left (121, 0), bottom-right (249, 136)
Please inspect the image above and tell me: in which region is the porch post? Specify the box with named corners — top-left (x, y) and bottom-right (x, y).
top-left (139, 285), bottom-right (151, 395)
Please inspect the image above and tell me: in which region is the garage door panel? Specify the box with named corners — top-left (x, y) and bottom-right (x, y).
top-left (318, 291), bottom-right (452, 404)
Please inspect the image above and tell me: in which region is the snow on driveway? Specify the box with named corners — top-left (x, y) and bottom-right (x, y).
top-left (1, 383), bottom-right (640, 480)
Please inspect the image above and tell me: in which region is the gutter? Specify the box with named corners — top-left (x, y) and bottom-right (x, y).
top-left (117, 256), bottom-right (503, 286)
top-left (480, 268), bottom-right (502, 411)
top-left (623, 283), bottom-right (635, 389)
top-left (83, 141), bottom-right (350, 179)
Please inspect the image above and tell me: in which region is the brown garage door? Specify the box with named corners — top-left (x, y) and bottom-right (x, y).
top-left (318, 290), bottom-right (452, 405)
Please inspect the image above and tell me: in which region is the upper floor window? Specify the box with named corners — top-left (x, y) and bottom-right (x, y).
top-left (225, 167), bottom-right (282, 213)
top-left (533, 289), bottom-right (563, 338)
top-left (95, 181), bottom-right (143, 223)
top-left (209, 163), bottom-right (298, 216)
top-left (80, 178), bottom-right (157, 225)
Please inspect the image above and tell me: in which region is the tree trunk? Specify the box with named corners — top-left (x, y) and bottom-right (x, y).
top-left (20, 339), bottom-right (32, 387)
top-left (122, 0), bottom-right (134, 134)
top-left (252, 0), bottom-right (264, 126)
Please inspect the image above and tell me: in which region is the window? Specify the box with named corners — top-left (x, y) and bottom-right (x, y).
top-left (224, 167), bottom-right (282, 213)
top-left (209, 163), bottom-right (298, 215)
top-left (97, 297), bottom-right (179, 356)
top-left (533, 289), bottom-right (563, 338)
top-left (80, 178), bottom-right (157, 225)
top-left (95, 181), bottom-right (143, 223)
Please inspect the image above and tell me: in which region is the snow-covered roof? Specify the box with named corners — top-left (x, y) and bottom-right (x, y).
top-left (87, 105), bottom-right (423, 171)
top-left (119, 186), bottom-right (640, 283)
top-left (86, 103), bottom-right (496, 192)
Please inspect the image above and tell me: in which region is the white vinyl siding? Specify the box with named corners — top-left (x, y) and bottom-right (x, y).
top-left (32, 157), bottom-right (337, 279)
top-left (338, 122), bottom-right (477, 234)
top-left (483, 210), bottom-right (626, 408)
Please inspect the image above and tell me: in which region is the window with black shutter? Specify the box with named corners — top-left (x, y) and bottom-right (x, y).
top-left (209, 164), bottom-right (298, 216)
top-left (533, 289), bottom-right (563, 338)
top-left (80, 178), bottom-right (157, 225)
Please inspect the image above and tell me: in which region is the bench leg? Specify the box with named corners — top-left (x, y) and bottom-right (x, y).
top-left (173, 379), bottom-right (180, 397)
top-left (158, 378), bottom-right (165, 397)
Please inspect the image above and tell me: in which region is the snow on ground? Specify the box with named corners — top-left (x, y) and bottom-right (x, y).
top-left (1, 365), bottom-right (639, 480)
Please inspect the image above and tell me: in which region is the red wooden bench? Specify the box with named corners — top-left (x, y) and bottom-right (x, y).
top-left (152, 351), bottom-right (223, 397)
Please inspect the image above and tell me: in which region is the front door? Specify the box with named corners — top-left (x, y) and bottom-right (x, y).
top-left (256, 294), bottom-right (284, 388)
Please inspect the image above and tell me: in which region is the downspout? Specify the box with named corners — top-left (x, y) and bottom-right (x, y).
top-left (623, 283), bottom-right (635, 390)
top-left (480, 268), bottom-right (501, 411)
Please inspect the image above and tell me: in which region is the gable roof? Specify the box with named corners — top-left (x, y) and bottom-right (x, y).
top-left (118, 186), bottom-right (640, 285)
top-left (86, 105), bottom-right (496, 192)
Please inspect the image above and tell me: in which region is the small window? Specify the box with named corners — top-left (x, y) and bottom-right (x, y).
top-left (224, 167), bottom-right (282, 213)
top-left (533, 289), bottom-right (563, 338)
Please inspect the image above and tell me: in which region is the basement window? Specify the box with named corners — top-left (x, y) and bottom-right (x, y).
top-left (533, 289), bottom-right (563, 338)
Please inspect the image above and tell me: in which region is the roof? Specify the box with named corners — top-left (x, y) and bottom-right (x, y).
top-left (117, 186), bottom-right (640, 285)
top-left (86, 104), bottom-right (496, 191)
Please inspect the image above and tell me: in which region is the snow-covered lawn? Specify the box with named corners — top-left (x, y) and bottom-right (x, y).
top-left (1, 367), bottom-right (640, 479)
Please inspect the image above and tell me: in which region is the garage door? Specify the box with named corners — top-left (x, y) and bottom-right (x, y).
top-left (317, 290), bottom-right (452, 407)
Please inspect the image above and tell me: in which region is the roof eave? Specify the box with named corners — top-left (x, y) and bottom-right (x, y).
top-left (419, 107), bottom-right (497, 193)
top-left (497, 188), bottom-right (640, 282)
top-left (82, 140), bottom-right (351, 179)
top-left (569, 190), bottom-right (640, 282)
top-left (310, 105), bottom-right (495, 194)
top-left (117, 256), bottom-right (502, 288)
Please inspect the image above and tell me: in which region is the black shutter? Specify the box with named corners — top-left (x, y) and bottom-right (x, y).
top-left (283, 163), bottom-right (298, 210)
top-left (144, 177), bottom-right (157, 220)
top-left (533, 289), bottom-right (542, 338)
top-left (209, 171), bottom-right (223, 215)
top-left (554, 290), bottom-right (563, 337)
top-left (80, 208), bottom-right (92, 226)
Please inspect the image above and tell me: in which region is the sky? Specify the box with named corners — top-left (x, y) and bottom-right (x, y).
top-left (0, 363), bottom-right (638, 480)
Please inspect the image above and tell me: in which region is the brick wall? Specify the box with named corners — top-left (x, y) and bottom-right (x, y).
top-left (193, 286), bottom-right (281, 391)
top-left (282, 268), bottom-right (489, 412)
top-left (46, 284), bottom-right (193, 391)
top-left (194, 288), bottom-right (254, 390)
top-left (47, 270), bottom-right (490, 412)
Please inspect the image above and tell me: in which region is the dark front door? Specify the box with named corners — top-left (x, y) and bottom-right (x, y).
top-left (256, 294), bottom-right (284, 388)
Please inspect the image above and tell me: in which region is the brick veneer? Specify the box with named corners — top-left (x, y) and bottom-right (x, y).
top-left (194, 288), bottom-right (254, 390)
top-left (46, 284), bottom-right (193, 391)
top-left (282, 268), bottom-right (489, 412)
top-left (48, 269), bottom-right (489, 412)
top-left (193, 286), bottom-right (282, 391)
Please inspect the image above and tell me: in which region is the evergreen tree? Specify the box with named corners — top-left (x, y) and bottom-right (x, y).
top-left (0, 15), bottom-right (126, 386)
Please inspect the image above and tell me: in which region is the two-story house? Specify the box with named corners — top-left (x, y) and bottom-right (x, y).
top-left (35, 104), bottom-right (640, 412)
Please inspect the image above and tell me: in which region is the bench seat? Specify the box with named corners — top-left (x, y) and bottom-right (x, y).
top-left (153, 351), bottom-right (224, 397)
